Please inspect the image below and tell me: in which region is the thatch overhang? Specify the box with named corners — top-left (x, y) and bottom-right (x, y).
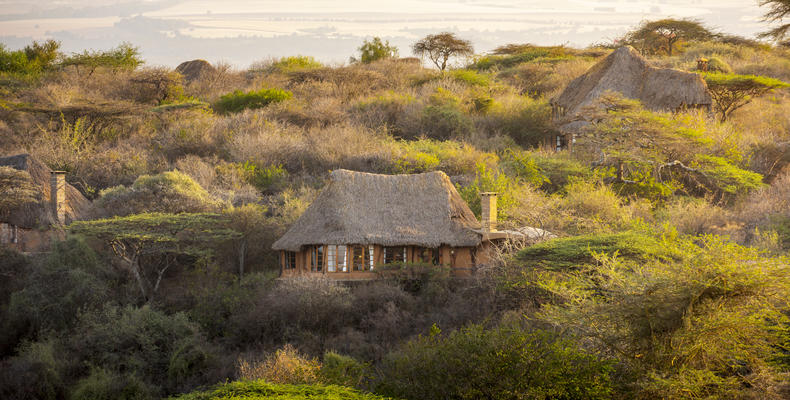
top-left (0, 154), bottom-right (91, 228)
top-left (552, 46), bottom-right (712, 132)
top-left (272, 170), bottom-right (482, 252)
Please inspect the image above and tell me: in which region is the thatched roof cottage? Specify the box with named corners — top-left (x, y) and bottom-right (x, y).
top-left (0, 154), bottom-right (91, 252)
top-left (550, 46), bottom-right (712, 150)
top-left (273, 169), bottom-right (546, 279)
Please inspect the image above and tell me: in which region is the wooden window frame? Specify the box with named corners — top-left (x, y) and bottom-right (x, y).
top-left (283, 251), bottom-right (297, 270)
top-left (383, 246), bottom-right (407, 264)
top-left (311, 245), bottom-right (324, 273)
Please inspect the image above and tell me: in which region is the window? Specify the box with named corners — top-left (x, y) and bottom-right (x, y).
top-left (311, 246), bottom-right (324, 272)
top-left (416, 247), bottom-right (440, 265)
top-left (352, 245), bottom-right (375, 271)
top-left (327, 245), bottom-right (336, 272)
top-left (327, 245), bottom-right (347, 273)
top-left (283, 251), bottom-right (297, 270)
top-left (337, 245), bottom-right (347, 272)
top-left (383, 246), bottom-right (406, 264)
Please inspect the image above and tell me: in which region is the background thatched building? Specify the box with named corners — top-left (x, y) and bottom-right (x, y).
top-left (0, 154), bottom-right (91, 252)
top-left (273, 169), bottom-right (546, 279)
top-left (550, 46), bottom-right (712, 150)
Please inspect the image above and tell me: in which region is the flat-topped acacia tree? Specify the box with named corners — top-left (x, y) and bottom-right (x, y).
top-left (412, 32), bottom-right (473, 71)
top-left (703, 73), bottom-right (790, 122)
top-left (759, 0), bottom-right (790, 41)
top-left (70, 213), bottom-right (240, 302)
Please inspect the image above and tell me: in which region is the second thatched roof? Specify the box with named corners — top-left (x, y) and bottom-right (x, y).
top-left (0, 154), bottom-right (91, 228)
top-left (552, 46), bottom-right (712, 127)
top-left (272, 170), bottom-right (482, 251)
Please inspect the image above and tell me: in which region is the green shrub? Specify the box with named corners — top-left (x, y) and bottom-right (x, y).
top-left (457, 163), bottom-right (520, 220)
top-left (420, 88), bottom-right (473, 140)
top-left (168, 380), bottom-right (389, 400)
top-left (320, 352), bottom-right (371, 388)
top-left (449, 69), bottom-right (490, 86)
top-left (270, 55), bottom-right (323, 73)
top-left (214, 88), bottom-right (292, 114)
top-left (531, 152), bottom-right (594, 193)
top-left (376, 322), bottom-right (613, 400)
top-left (394, 139), bottom-right (496, 175)
top-left (517, 231), bottom-right (682, 270)
top-left (470, 45), bottom-right (574, 70)
top-left (482, 96), bottom-right (553, 146)
top-left (70, 367), bottom-right (155, 400)
top-left (238, 162), bottom-right (289, 194)
top-left (95, 170), bottom-right (221, 217)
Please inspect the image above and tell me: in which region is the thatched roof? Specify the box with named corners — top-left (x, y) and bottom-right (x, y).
top-left (175, 59), bottom-right (215, 82)
top-left (272, 170), bottom-right (482, 251)
top-left (553, 46), bottom-right (711, 129)
top-left (0, 154), bottom-right (91, 228)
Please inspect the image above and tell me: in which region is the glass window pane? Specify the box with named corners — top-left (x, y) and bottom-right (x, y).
top-left (338, 245), bottom-right (347, 272)
top-left (328, 245), bottom-right (336, 272)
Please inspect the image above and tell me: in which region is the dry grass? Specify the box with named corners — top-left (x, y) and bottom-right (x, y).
top-left (237, 344), bottom-right (322, 384)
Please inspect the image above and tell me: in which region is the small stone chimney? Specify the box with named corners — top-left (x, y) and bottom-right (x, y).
top-left (480, 192), bottom-right (497, 232)
top-left (50, 171), bottom-right (66, 225)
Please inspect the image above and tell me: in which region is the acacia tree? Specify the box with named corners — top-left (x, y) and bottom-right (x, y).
top-left (574, 92), bottom-right (763, 200)
top-left (626, 18), bottom-right (713, 56)
top-left (70, 213), bottom-right (240, 302)
top-left (759, 0), bottom-right (790, 41)
top-left (412, 32), bottom-right (473, 71)
top-left (354, 37), bottom-right (398, 64)
top-left (703, 73), bottom-right (790, 122)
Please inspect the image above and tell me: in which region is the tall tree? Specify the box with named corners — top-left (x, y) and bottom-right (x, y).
top-left (759, 0), bottom-right (790, 41)
top-left (355, 37), bottom-right (399, 64)
top-left (412, 32), bottom-right (473, 71)
top-left (70, 213), bottom-right (239, 302)
top-left (626, 19), bottom-right (714, 56)
top-left (703, 73), bottom-right (790, 122)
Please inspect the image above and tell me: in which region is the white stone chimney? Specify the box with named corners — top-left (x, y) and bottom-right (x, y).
top-left (480, 192), bottom-right (497, 232)
top-left (50, 171), bottom-right (66, 225)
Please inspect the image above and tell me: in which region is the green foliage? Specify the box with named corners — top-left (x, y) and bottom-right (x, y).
top-left (420, 88), bottom-right (473, 140)
top-left (377, 322), bottom-right (613, 400)
top-left (694, 155), bottom-right (764, 195)
top-left (0, 40), bottom-right (61, 75)
top-left (70, 367), bottom-right (155, 400)
top-left (517, 231), bottom-right (682, 270)
top-left (71, 305), bottom-right (216, 396)
top-left (95, 170), bottom-right (221, 217)
top-left (530, 153), bottom-right (594, 193)
top-left (624, 18), bottom-right (714, 56)
top-left (449, 69), bottom-right (490, 86)
top-left (577, 92), bottom-right (763, 200)
top-left (499, 149), bottom-right (550, 187)
top-left (70, 213), bottom-right (240, 301)
top-left (412, 32), bottom-right (474, 71)
top-left (168, 380), bottom-right (389, 400)
top-left (704, 56), bottom-right (733, 73)
top-left (214, 88), bottom-right (292, 114)
top-left (703, 72), bottom-right (790, 122)
top-left (483, 96), bottom-right (553, 146)
top-left (533, 234), bottom-right (790, 399)
top-left (6, 237), bottom-right (108, 335)
top-left (238, 162), bottom-right (288, 194)
top-left (394, 138), bottom-right (496, 175)
top-left (320, 352), bottom-right (371, 388)
top-left (356, 37), bottom-right (399, 64)
top-left (457, 163), bottom-right (519, 219)
top-left (61, 42), bottom-right (142, 74)
top-left (470, 45), bottom-right (574, 70)
top-left (270, 56), bottom-right (323, 73)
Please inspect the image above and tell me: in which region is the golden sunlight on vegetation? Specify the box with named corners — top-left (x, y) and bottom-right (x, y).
top-left (2, 14), bottom-right (790, 400)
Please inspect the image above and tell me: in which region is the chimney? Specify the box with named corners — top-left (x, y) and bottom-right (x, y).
top-left (480, 192), bottom-right (497, 232)
top-left (50, 171), bottom-right (66, 225)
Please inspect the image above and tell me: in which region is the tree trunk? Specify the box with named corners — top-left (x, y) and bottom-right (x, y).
top-left (238, 239), bottom-right (247, 278)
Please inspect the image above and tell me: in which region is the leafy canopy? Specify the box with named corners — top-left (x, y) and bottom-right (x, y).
top-left (412, 32), bottom-right (474, 71)
top-left (214, 88), bottom-right (292, 114)
top-left (625, 18), bottom-right (714, 56)
top-left (759, 0), bottom-right (790, 40)
top-left (169, 380), bottom-right (390, 400)
top-left (355, 37), bottom-right (399, 64)
top-left (702, 72), bottom-right (790, 122)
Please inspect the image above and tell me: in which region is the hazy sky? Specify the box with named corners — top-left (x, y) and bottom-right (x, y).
top-left (0, 1), bottom-right (772, 67)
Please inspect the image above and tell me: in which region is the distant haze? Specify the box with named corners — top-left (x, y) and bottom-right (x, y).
top-left (0, 0), bottom-right (770, 67)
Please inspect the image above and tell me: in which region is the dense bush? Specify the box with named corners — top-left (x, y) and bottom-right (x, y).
top-left (94, 170), bottom-right (222, 217)
top-left (377, 322), bottom-right (614, 400)
top-left (213, 88), bottom-right (292, 114)
top-left (169, 380), bottom-right (389, 400)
